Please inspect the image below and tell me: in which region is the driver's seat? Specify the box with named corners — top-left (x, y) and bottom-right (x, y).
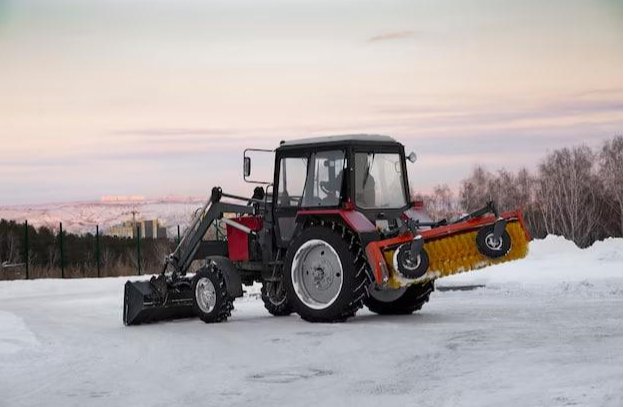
top-left (356, 174), bottom-right (376, 207)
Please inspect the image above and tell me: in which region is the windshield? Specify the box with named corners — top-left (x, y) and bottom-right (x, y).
top-left (354, 152), bottom-right (407, 209)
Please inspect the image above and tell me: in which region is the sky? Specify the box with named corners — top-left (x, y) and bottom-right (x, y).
top-left (0, 0), bottom-right (623, 205)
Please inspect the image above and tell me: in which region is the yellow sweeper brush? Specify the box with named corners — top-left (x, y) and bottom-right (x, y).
top-left (366, 206), bottom-right (531, 289)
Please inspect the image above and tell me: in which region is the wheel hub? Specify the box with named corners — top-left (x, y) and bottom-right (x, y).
top-left (195, 277), bottom-right (216, 314)
top-left (393, 243), bottom-right (429, 279)
top-left (291, 239), bottom-right (344, 310)
top-left (400, 249), bottom-right (421, 270)
top-left (312, 264), bottom-right (334, 290)
top-left (485, 233), bottom-right (503, 250)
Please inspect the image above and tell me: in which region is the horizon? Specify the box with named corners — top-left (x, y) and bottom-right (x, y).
top-left (0, 0), bottom-right (622, 205)
top-left (0, 132), bottom-right (620, 209)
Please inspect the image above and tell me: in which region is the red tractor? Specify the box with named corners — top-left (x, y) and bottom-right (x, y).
top-left (124, 135), bottom-right (529, 325)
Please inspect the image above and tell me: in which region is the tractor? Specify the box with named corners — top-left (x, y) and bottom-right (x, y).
top-left (123, 134), bottom-right (530, 325)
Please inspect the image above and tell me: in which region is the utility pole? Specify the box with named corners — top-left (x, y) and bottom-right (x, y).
top-left (136, 225), bottom-right (141, 275)
top-left (59, 222), bottom-right (65, 278)
top-left (24, 220), bottom-right (29, 280)
top-left (96, 225), bottom-right (101, 278)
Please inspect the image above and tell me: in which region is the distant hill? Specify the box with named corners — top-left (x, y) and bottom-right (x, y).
top-left (0, 197), bottom-right (208, 237)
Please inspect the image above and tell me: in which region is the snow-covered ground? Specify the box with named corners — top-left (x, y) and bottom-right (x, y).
top-left (0, 236), bottom-right (622, 407)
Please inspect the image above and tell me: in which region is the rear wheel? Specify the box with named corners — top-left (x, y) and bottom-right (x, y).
top-left (261, 280), bottom-right (293, 316)
top-left (364, 281), bottom-right (434, 315)
top-left (191, 265), bottom-right (234, 323)
top-left (284, 225), bottom-right (368, 322)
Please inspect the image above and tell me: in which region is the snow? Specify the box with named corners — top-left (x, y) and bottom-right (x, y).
top-left (0, 236), bottom-right (622, 407)
top-left (0, 312), bottom-right (39, 355)
top-left (440, 235), bottom-right (623, 286)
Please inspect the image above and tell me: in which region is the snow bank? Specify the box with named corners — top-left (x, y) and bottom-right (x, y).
top-left (439, 235), bottom-right (622, 288)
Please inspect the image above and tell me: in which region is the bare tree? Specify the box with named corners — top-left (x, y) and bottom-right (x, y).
top-left (101, 247), bottom-right (113, 275)
top-left (460, 166), bottom-right (529, 212)
top-left (5, 231), bottom-right (20, 264)
top-left (597, 135), bottom-right (622, 236)
top-left (460, 166), bottom-right (492, 211)
top-left (455, 136), bottom-right (621, 247)
top-left (422, 184), bottom-right (461, 221)
top-left (537, 146), bottom-right (601, 247)
top-left (46, 245), bottom-right (58, 272)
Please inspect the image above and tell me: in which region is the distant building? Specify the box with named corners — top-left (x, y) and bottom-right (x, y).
top-left (107, 219), bottom-right (167, 239)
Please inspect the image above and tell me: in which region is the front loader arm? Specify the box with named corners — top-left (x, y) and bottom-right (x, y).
top-left (165, 187), bottom-right (256, 277)
top-left (124, 186), bottom-right (260, 325)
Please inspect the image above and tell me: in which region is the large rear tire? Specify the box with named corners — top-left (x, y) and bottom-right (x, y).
top-left (191, 264), bottom-right (234, 323)
top-left (284, 225), bottom-right (368, 322)
top-left (364, 281), bottom-right (434, 315)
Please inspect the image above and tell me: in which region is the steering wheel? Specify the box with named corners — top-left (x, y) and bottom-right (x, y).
top-left (320, 181), bottom-right (333, 195)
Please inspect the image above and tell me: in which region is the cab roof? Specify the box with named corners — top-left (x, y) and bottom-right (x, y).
top-left (277, 134), bottom-right (400, 150)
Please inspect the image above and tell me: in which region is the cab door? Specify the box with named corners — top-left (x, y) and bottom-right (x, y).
top-left (273, 153), bottom-right (309, 247)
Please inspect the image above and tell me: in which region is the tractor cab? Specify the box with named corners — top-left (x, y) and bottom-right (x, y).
top-left (270, 135), bottom-right (416, 246)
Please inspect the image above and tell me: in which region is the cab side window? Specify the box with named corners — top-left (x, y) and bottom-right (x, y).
top-left (302, 150), bottom-right (346, 207)
top-left (276, 156), bottom-right (308, 207)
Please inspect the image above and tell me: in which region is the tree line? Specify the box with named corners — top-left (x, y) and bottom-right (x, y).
top-left (418, 136), bottom-right (622, 248)
top-left (0, 220), bottom-right (173, 280)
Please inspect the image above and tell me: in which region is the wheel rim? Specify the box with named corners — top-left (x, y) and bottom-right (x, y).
top-left (485, 233), bottom-right (503, 251)
top-left (265, 282), bottom-right (287, 306)
top-left (394, 244), bottom-right (421, 272)
top-left (268, 296), bottom-right (285, 306)
top-left (195, 277), bottom-right (216, 314)
top-left (369, 285), bottom-right (407, 302)
top-left (291, 239), bottom-right (343, 310)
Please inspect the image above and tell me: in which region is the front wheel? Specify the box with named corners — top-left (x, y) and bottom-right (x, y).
top-left (261, 280), bottom-right (293, 316)
top-left (284, 226), bottom-right (368, 323)
top-left (191, 264), bottom-right (234, 323)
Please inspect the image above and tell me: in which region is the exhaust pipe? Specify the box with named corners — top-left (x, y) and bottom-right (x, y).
top-left (123, 277), bottom-right (195, 326)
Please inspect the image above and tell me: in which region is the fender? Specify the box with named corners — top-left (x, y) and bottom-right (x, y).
top-left (206, 256), bottom-right (244, 298)
top-left (296, 208), bottom-right (377, 233)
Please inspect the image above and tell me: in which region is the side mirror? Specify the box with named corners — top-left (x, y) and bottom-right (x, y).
top-left (243, 148), bottom-right (274, 184)
top-left (407, 152), bottom-right (417, 163)
top-left (243, 156), bottom-right (251, 177)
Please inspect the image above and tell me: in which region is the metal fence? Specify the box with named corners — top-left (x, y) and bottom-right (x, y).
top-left (0, 220), bottom-right (186, 280)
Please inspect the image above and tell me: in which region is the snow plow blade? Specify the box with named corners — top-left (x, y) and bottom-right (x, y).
top-left (123, 279), bottom-right (195, 326)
